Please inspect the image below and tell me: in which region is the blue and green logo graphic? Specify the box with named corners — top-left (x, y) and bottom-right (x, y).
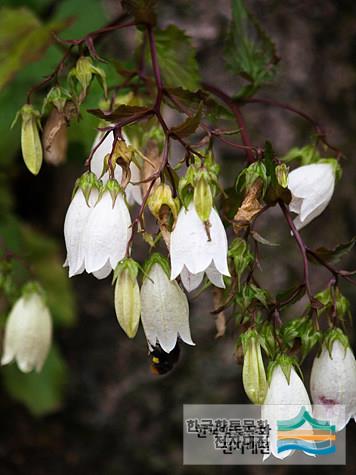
top-left (277, 407), bottom-right (336, 456)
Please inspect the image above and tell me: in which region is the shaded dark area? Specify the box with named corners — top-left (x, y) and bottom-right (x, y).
top-left (1, 0), bottom-right (356, 473)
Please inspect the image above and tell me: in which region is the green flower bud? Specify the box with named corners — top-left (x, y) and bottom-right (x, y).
top-left (275, 163), bottom-right (289, 188)
top-left (148, 183), bottom-right (180, 220)
top-left (242, 330), bottom-right (268, 404)
top-left (193, 176), bottom-right (213, 222)
top-left (113, 258), bottom-right (141, 338)
top-left (14, 104), bottom-right (43, 175)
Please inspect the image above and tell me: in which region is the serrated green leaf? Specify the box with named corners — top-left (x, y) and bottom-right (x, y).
top-left (224, 0), bottom-right (279, 99)
top-left (308, 237), bottom-right (356, 265)
top-left (151, 25), bottom-right (200, 92)
top-left (1, 345), bottom-right (68, 416)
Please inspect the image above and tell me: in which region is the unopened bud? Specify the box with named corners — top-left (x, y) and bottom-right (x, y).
top-left (275, 163), bottom-right (289, 188)
top-left (16, 104), bottom-right (43, 175)
top-left (114, 259), bottom-right (141, 338)
top-left (193, 176), bottom-right (213, 222)
top-left (242, 331), bottom-right (267, 404)
top-left (148, 183), bottom-right (179, 221)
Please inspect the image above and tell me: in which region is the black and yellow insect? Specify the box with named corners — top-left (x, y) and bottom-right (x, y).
top-left (149, 343), bottom-right (180, 375)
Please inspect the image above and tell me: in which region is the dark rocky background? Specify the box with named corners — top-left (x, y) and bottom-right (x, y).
top-left (0, 0), bottom-right (355, 473)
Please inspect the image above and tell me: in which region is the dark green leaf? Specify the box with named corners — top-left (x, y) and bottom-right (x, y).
top-left (87, 104), bottom-right (151, 121)
top-left (170, 103), bottom-right (202, 138)
top-left (308, 237), bottom-right (356, 265)
top-left (151, 25), bottom-right (200, 92)
top-left (164, 87), bottom-right (233, 121)
top-left (1, 345), bottom-right (68, 416)
top-left (224, 0), bottom-right (279, 99)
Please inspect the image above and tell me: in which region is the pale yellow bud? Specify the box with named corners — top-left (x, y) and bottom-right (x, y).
top-left (20, 105), bottom-right (43, 175)
top-left (114, 264), bottom-right (141, 338)
top-left (147, 183), bottom-right (179, 220)
top-left (242, 335), bottom-right (268, 404)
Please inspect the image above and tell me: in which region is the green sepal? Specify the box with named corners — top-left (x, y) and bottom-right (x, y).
top-left (113, 257), bottom-right (140, 284)
top-left (143, 253), bottom-right (170, 279)
top-left (267, 354), bottom-right (297, 385)
top-left (42, 86), bottom-right (72, 114)
top-left (22, 280), bottom-right (46, 301)
top-left (322, 328), bottom-right (350, 358)
top-left (73, 171), bottom-right (102, 205)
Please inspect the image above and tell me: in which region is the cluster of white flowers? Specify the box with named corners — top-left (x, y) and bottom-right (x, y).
top-left (261, 339), bottom-right (356, 460)
top-left (64, 130), bottom-right (142, 279)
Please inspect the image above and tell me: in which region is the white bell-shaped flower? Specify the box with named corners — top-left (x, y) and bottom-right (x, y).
top-left (170, 201), bottom-right (230, 291)
top-left (288, 162), bottom-right (336, 230)
top-left (64, 181), bottom-right (132, 279)
top-left (261, 364), bottom-right (312, 460)
top-left (1, 288), bottom-right (52, 373)
top-left (141, 258), bottom-right (194, 353)
top-left (64, 187), bottom-right (98, 278)
top-left (91, 129), bottom-right (142, 205)
top-left (310, 340), bottom-right (356, 431)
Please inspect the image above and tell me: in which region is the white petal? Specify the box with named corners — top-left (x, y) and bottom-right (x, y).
top-left (288, 163), bottom-right (335, 229)
top-left (261, 366), bottom-right (312, 459)
top-left (2, 294), bottom-right (52, 373)
top-left (206, 263), bottom-right (225, 288)
top-left (83, 192), bottom-right (131, 274)
top-left (170, 202), bottom-right (229, 278)
top-left (64, 190), bottom-right (93, 276)
top-left (141, 263), bottom-right (194, 353)
top-left (180, 267), bottom-right (204, 292)
top-left (90, 130), bottom-right (114, 180)
top-left (92, 260), bottom-right (112, 279)
top-left (310, 341), bottom-right (356, 431)
top-left (125, 162), bottom-right (142, 206)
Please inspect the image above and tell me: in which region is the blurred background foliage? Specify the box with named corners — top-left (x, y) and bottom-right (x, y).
top-left (0, 0), bottom-right (355, 474)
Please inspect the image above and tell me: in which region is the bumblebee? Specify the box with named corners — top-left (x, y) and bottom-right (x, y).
top-left (149, 342), bottom-right (180, 375)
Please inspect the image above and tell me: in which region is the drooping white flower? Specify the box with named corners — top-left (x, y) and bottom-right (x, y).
top-left (170, 201), bottom-right (230, 292)
top-left (64, 179), bottom-right (132, 279)
top-left (91, 129), bottom-right (142, 205)
top-left (310, 340), bottom-right (356, 431)
top-left (141, 257), bottom-right (194, 353)
top-left (1, 287), bottom-right (52, 373)
top-left (288, 162), bottom-right (336, 230)
top-left (261, 364), bottom-right (312, 460)
top-left (64, 187), bottom-right (98, 277)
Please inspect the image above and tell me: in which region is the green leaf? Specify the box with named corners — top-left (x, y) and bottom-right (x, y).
top-left (308, 237), bottom-right (356, 265)
top-left (164, 87), bottom-right (233, 122)
top-left (0, 7), bottom-right (69, 91)
top-left (87, 104), bottom-right (150, 121)
top-left (224, 0), bottom-right (279, 99)
top-left (121, 0), bottom-right (157, 26)
top-left (151, 25), bottom-right (200, 92)
top-left (1, 345), bottom-right (68, 416)
top-left (170, 103), bottom-right (202, 138)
